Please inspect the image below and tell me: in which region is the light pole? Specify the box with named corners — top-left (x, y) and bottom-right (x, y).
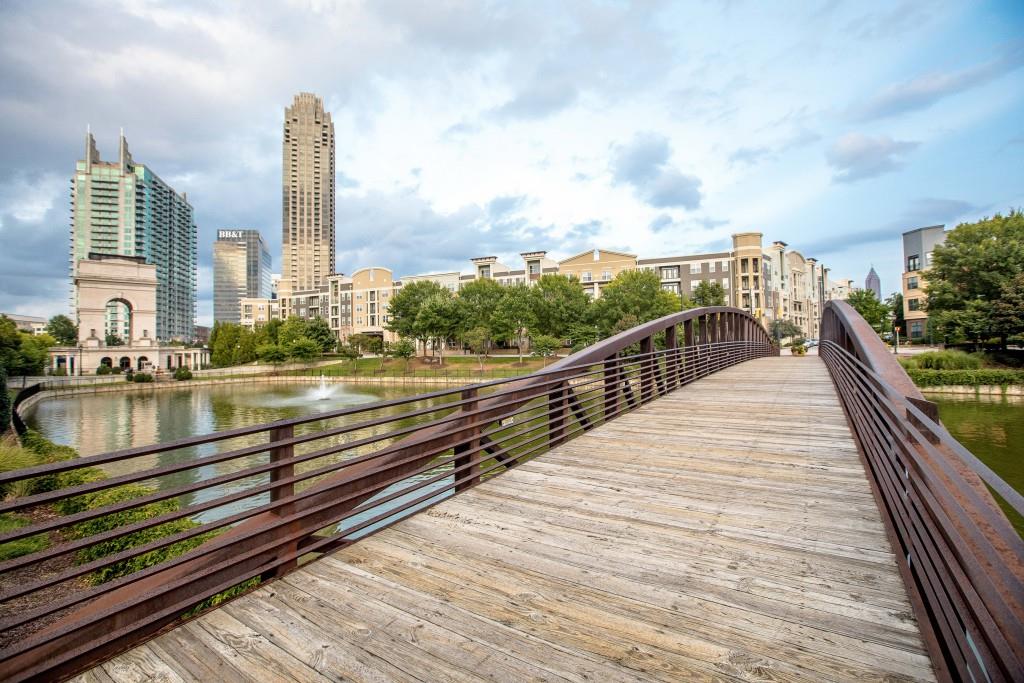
top-left (889, 312), bottom-right (899, 355)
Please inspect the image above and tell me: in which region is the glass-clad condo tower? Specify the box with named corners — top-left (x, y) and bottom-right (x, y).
top-left (71, 131), bottom-right (197, 342)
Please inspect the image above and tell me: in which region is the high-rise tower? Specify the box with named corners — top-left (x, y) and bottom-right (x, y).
top-left (213, 229), bottom-right (272, 324)
top-left (71, 131), bottom-right (197, 342)
top-left (280, 93), bottom-right (335, 304)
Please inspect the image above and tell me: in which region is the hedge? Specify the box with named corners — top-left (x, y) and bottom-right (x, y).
top-left (906, 368), bottom-right (1024, 388)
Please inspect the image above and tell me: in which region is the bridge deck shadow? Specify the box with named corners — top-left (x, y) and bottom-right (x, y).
top-left (74, 356), bottom-right (936, 682)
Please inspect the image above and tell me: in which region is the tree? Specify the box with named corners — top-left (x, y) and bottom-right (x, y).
top-left (348, 333), bottom-right (374, 354)
top-left (415, 293), bottom-right (461, 365)
top-left (105, 334), bottom-right (124, 347)
top-left (287, 337), bottom-right (321, 363)
top-left (926, 211), bottom-right (1024, 348)
top-left (492, 284), bottom-right (535, 364)
top-left (530, 335), bottom-right (561, 366)
top-left (846, 289), bottom-right (890, 332)
top-left (256, 343), bottom-right (286, 365)
top-left (386, 280), bottom-right (446, 353)
top-left (278, 316), bottom-right (310, 347)
top-left (590, 270), bottom-right (680, 338)
top-left (11, 333), bottom-right (54, 376)
top-left (691, 281), bottom-right (727, 307)
top-left (391, 338), bottom-right (416, 371)
top-left (529, 274), bottom-right (590, 338)
top-left (885, 292), bottom-right (905, 338)
top-left (456, 279), bottom-right (505, 353)
top-left (306, 317), bottom-right (336, 353)
top-left (992, 273), bottom-right (1024, 343)
top-left (566, 321), bottom-right (600, 353)
top-left (770, 319), bottom-right (802, 343)
top-left (0, 315), bottom-right (21, 373)
top-left (463, 326), bottom-right (490, 371)
top-left (209, 323), bottom-right (240, 367)
top-left (46, 315), bottom-right (78, 346)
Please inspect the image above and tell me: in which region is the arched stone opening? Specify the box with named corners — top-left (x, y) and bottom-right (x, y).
top-left (118, 356), bottom-right (131, 371)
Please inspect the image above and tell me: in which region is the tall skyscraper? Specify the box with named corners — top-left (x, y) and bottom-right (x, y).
top-left (71, 131), bottom-right (197, 341)
top-left (865, 266), bottom-right (881, 300)
top-left (280, 93), bottom-right (335, 304)
top-left (213, 229), bottom-right (272, 324)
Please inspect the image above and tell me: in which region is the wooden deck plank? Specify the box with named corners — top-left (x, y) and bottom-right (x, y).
top-left (80, 357), bottom-right (936, 682)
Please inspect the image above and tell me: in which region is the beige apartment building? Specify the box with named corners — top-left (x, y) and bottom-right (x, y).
top-left (557, 249), bottom-right (639, 297)
top-left (279, 92), bottom-right (335, 304)
top-left (239, 297), bottom-right (280, 329)
top-left (901, 224), bottom-right (947, 341)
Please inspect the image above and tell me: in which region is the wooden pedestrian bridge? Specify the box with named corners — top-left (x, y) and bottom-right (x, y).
top-left (1, 302), bottom-right (1022, 682)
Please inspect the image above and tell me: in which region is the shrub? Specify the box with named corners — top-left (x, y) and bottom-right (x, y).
top-left (132, 372), bottom-right (154, 383)
top-left (905, 368), bottom-right (1024, 388)
top-left (900, 350), bottom-right (982, 371)
top-left (1, 431), bottom-right (77, 498)
top-left (0, 368), bottom-right (9, 433)
top-left (110, 366), bottom-right (123, 375)
top-left (69, 484), bottom-right (216, 585)
top-left (173, 367), bottom-right (193, 381)
top-left (96, 365), bottom-right (111, 375)
top-left (53, 466), bottom-right (108, 515)
top-left (0, 513), bottom-right (49, 561)
top-left (49, 368), bottom-right (67, 377)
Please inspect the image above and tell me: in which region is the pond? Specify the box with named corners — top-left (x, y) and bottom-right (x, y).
top-left (23, 381), bottom-right (455, 537)
top-left (930, 393), bottom-right (1024, 535)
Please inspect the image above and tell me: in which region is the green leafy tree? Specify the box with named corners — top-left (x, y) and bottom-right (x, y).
top-left (492, 284), bottom-right (535, 363)
top-left (256, 343), bottom-right (286, 365)
top-left (278, 316), bottom-right (310, 347)
top-left (885, 292), bottom-right (905, 338)
top-left (926, 211), bottom-right (1024, 348)
top-left (846, 289), bottom-right (890, 332)
top-left (992, 273), bottom-right (1024, 343)
top-left (235, 326), bottom-right (258, 364)
top-left (463, 326), bottom-right (490, 371)
top-left (210, 323), bottom-right (240, 367)
top-left (253, 318), bottom-right (282, 346)
top-left (306, 317), bottom-right (336, 353)
top-left (529, 274), bottom-right (590, 338)
top-left (770, 319), bottom-right (802, 343)
top-left (566, 321), bottom-right (601, 353)
top-left (415, 293), bottom-right (461, 365)
top-left (287, 337), bottom-right (321, 363)
top-left (46, 315), bottom-right (78, 346)
top-left (590, 269), bottom-right (680, 338)
top-left (0, 316), bottom-right (21, 372)
top-left (691, 280), bottom-right (727, 307)
top-left (386, 280), bottom-right (447, 353)
top-left (456, 278), bottom-right (505, 351)
top-left (104, 334), bottom-right (124, 347)
top-left (347, 333), bottom-right (374, 354)
top-left (336, 342), bottom-right (361, 370)
top-left (391, 338), bottom-right (416, 371)
top-left (16, 334), bottom-right (54, 375)
top-left (530, 334), bottom-right (561, 366)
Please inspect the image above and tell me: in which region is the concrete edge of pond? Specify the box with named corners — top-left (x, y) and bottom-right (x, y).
top-left (922, 384), bottom-right (1024, 396)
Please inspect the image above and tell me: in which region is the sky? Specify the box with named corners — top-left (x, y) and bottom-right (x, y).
top-left (0, 0), bottom-right (1022, 327)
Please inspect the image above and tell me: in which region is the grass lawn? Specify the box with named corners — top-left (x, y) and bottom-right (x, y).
top-left (292, 355), bottom-right (553, 379)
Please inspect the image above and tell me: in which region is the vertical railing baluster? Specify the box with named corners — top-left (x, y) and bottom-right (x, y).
top-left (603, 355), bottom-right (618, 422)
top-left (453, 387), bottom-right (480, 492)
top-left (265, 424), bottom-right (297, 579)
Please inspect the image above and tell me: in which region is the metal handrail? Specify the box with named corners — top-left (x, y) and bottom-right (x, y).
top-left (820, 300), bottom-right (1024, 683)
top-left (0, 306), bottom-right (774, 682)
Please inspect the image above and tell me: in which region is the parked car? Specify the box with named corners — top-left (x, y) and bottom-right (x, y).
top-left (805, 339), bottom-right (819, 348)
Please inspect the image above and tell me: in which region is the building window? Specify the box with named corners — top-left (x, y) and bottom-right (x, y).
top-left (689, 263), bottom-right (701, 274)
top-left (721, 261), bottom-right (729, 272)
top-left (907, 255), bottom-right (920, 272)
top-left (908, 298), bottom-right (921, 311)
top-left (660, 266), bottom-right (679, 280)
top-left (601, 270), bottom-right (612, 281)
top-left (910, 321), bottom-right (924, 339)
top-left (528, 262), bottom-right (540, 275)
top-left (581, 271), bottom-right (592, 282)
top-left (907, 276), bottom-right (919, 290)
top-left (661, 283), bottom-right (680, 294)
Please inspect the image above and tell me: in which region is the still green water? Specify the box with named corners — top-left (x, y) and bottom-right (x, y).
top-left (931, 393), bottom-right (1024, 535)
top-left (23, 381), bottom-right (452, 534)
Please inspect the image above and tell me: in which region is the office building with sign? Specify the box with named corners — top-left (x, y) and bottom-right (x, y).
top-left (213, 229), bottom-right (272, 324)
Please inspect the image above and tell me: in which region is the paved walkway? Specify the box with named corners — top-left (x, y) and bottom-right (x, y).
top-left (74, 357), bottom-right (935, 682)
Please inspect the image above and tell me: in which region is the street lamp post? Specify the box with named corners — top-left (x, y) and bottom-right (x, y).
top-left (889, 312), bottom-right (899, 355)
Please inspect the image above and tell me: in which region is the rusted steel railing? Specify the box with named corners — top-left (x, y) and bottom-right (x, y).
top-left (820, 300), bottom-right (1024, 683)
top-left (0, 307), bottom-right (773, 682)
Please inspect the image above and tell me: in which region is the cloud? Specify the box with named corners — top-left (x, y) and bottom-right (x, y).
top-left (826, 133), bottom-right (918, 183)
top-left (845, 2), bottom-right (935, 41)
top-left (649, 214), bottom-right (674, 233)
top-left (799, 197), bottom-right (978, 255)
top-left (853, 43), bottom-right (1024, 121)
top-left (610, 132), bottom-right (703, 209)
top-left (729, 146), bottom-right (775, 166)
top-left (487, 195), bottom-right (527, 219)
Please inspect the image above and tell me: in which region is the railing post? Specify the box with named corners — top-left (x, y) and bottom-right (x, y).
top-left (603, 356), bottom-right (618, 421)
top-left (265, 424), bottom-right (297, 579)
top-left (640, 335), bottom-right (655, 402)
top-left (665, 323), bottom-right (679, 390)
top-left (548, 376), bottom-right (568, 448)
top-left (683, 319), bottom-right (694, 384)
top-left (453, 387), bottom-right (481, 492)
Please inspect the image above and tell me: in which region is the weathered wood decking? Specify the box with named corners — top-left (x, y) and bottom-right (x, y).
top-left (73, 356), bottom-right (935, 682)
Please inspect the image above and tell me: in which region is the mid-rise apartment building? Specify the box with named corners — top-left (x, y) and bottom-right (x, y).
top-left (3, 314), bottom-right (48, 335)
top-left (239, 297), bottom-right (280, 329)
top-left (71, 131), bottom-right (197, 341)
top-left (213, 229), bottom-right (272, 324)
top-left (902, 224), bottom-right (947, 341)
top-left (279, 93), bottom-right (335, 304)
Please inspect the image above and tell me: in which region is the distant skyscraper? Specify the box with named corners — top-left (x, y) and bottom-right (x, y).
top-left (865, 266), bottom-right (881, 300)
top-left (71, 131), bottom-right (197, 341)
top-left (280, 93), bottom-right (335, 304)
top-left (213, 229), bottom-right (272, 324)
